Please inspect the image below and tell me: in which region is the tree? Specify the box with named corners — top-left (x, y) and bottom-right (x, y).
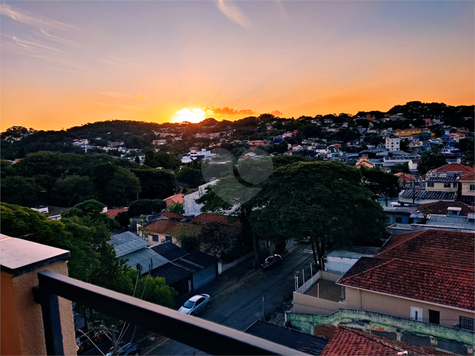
top-left (168, 202), bottom-right (184, 214)
top-left (170, 223), bottom-right (202, 252)
top-left (106, 168), bottom-right (142, 206)
top-left (360, 167), bottom-right (399, 203)
top-left (127, 199), bottom-right (166, 216)
top-left (131, 167), bottom-right (176, 200)
top-left (418, 150), bottom-right (447, 174)
top-left (200, 222), bottom-right (236, 257)
top-left (1, 176), bottom-right (41, 207)
top-left (390, 162), bottom-right (409, 174)
top-left (176, 166), bottom-right (205, 188)
top-left (50, 175), bottom-right (95, 207)
top-left (250, 162), bottom-right (387, 268)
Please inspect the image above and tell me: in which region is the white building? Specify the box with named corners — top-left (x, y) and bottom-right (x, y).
top-left (385, 136), bottom-right (400, 151)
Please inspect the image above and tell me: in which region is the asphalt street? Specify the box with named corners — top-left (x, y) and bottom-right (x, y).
top-left (142, 240), bottom-right (315, 355)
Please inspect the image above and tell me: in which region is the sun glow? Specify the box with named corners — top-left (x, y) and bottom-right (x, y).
top-left (170, 107), bottom-right (208, 123)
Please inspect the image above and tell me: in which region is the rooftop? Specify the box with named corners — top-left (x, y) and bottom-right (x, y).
top-left (418, 201), bottom-right (475, 216)
top-left (338, 230), bottom-right (474, 311)
top-left (151, 241), bottom-right (188, 261)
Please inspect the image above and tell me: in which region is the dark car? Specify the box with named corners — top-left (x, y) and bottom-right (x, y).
top-left (261, 254), bottom-right (282, 269)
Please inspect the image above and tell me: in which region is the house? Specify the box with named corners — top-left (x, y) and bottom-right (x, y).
top-left (337, 230), bottom-right (474, 329)
top-left (318, 326), bottom-right (455, 356)
top-left (144, 220), bottom-right (202, 246)
top-left (105, 207), bottom-right (127, 219)
top-left (150, 262), bottom-right (193, 297)
top-left (161, 211), bottom-right (185, 221)
top-left (184, 181), bottom-right (217, 216)
top-left (460, 172), bottom-right (475, 203)
top-left (288, 230), bottom-right (474, 355)
top-left (150, 242), bottom-right (218, 293)
top-left (163, 193), bottom-right (185, 207)
top-left (31, 206), bottom-right (70, 220)
top-left (108, 231), bottom-right (169, 275)
top-left (394, 172), bottom-right (415, 189)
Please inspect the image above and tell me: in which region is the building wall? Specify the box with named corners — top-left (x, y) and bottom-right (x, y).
top-left (461, 182), bottom-right (475, 196)
top-left (425, 182), bottom-right (458, 192)
top-left (344, 287), bottom-right (474, 328)
top-left (1, 260), bottom-right (77, 356)
top-left (192, 264), bottom-right (217, 290)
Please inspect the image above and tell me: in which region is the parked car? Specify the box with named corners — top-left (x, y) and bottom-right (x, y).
top-left (178, 294), bottom-right (211, 315)
top-left (261, 254), bottom-right (282, 269)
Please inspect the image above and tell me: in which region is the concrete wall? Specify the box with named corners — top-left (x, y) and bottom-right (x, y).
top-left (426, 182), bottom-right (458, 192)
top-left (193, 264), bottom-right (216, 290)
top-left (344, 287), bottom-right (475, 328)
top-left (293, 292), bottom-right (343, 315)
top-left (461, 182), bottom-right (475, 196)
top-left (1, 260), bottom-right (77, 355)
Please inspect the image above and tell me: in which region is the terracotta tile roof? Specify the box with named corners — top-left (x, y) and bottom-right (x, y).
top-left (106, 208), bottom-right (127, 219)
top-left (163, 193), bottom-right (185, 206)
top-left (460, 172), bottom-right (475, 182)
top-left (314, 325), bottom-right (338, 339)
top-left (338, 230), bottom-right (474, 310)
top-left (161, 211), bottom-right (185, 220)
top-left (418, 201), bottom-right (475, 217)
top-left (146, 220), bottom-right (203, 236)
top-left (394, 172), bottom-right (415, 182)
top-left (431, 163), bottom-right (474, 179)
top-left (192, 213), bottom-right (241, 226)
top-left (322, 327), bottom-right (455, 356)
top-left (377, 230), bottom-right (474, 271)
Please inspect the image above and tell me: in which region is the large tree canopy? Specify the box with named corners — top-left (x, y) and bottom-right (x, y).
top-left (250, 161), bottom-right (387, 267)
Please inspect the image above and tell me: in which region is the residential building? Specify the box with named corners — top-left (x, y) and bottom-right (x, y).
top-left (163, 193), bottom-right (185, 207)
top-left (288, 230), bottom-right (474, 355)
top-left (385, 136), bottom-right (400, 151)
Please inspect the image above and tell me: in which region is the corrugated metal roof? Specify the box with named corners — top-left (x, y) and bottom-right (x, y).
top-left (109, 231), bottom-right (147, 257)
top-left (120, 248), bottom-right (169, 274)
top-left (399, 190), bottom-right (456, 200)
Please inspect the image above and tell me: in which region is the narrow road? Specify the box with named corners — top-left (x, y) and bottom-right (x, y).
top-left (144, 241), bottom-right (315, 355)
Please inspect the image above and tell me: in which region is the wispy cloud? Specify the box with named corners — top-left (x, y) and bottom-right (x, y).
top-left (0, 3), bottom-right (81, 31)
top-left (275, 0), bottom-right (287, 20)
top-left (97, 91), bottom-right (147, 99)
top-left (93, 102), bottom-right (145, 111)
top-left (206, 107), bottom-right (256, 115)
top-left (215, 0), bottom-right (251, 29)
top-left (34, 55), bottom-right (88, 70)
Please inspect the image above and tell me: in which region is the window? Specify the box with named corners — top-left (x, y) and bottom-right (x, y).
top-left (410, 306), bottom-right (423, 321)
top-left (152, 235), bottom-right (159, 242)
top-left (165, 235), bottom-right (172, 242)
top-left (444, 183), bottom-right (451, 188)
top-left (453, 183), bottom-right (457, 188)
top-left (428, 310), bottom-right (440, 325)
top-left (460, 316), bottom-right (474, 331)
top-left (427, 182), bottom-right (434, 188)
top-left (395, 217), bottom-right (403, 223)
top-left (470, 184), bottom-right (475, 191)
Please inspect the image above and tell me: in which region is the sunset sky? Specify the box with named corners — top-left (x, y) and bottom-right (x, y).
top-left (1, 1), bottom-right (473, 131)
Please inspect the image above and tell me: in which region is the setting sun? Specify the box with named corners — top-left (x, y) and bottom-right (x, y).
top-left (170, 108), bottom-right (209, 123)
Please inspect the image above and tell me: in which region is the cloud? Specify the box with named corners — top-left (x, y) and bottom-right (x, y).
top-left (97, 91), bottom-right (147, 100)
top-left (215, 0), bottom-right (251, 29)
top-left (0, 3), bottom-right (81, 31)
top-left (270, 110), bottom-right (283, 116)
top-left (275, 0), bottom-right (287, 20)
top-left (206, 107), bottom-right (256, 116)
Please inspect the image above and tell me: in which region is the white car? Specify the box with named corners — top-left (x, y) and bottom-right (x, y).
top-left (178, 294), bottom-right (211, 315)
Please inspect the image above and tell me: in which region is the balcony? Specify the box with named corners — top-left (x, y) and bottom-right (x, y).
top-left (0, 235), bottom-right (307, 355)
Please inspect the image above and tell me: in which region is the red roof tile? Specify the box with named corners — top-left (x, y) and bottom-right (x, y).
top-left (460, 172), bottom-right (475, 182)
top-left (192, 213), bottom-right (241, 226)
top-left (106, 208), bottom-right (127, 219)
top-left (146, 220), bottom-right (202, 236)
top-left (418, 201), bottom-right (475, 216)
top-left (161, 211), bottom-right (185, 220)
top-left (163, 194), bottom-right (185, 206)
top-left (378, 230), bottom-right (474, 271)
top-left (322, 327), bottom-right (455, 356)
top-left (338, 230), bottom-right (474, 310)
top-left (431, 163), bottom-right (474, 179)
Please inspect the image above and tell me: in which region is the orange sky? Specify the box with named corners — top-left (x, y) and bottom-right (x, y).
top-left (1, 1), bottom-right (473, 131)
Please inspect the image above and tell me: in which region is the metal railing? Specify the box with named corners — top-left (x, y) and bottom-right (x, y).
top-left (34, 270), bottom-right (307, 355)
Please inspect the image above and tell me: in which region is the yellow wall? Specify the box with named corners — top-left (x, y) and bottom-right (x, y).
top-left (344, 287), bottom-right (474, 328)
top-left (461, 182), bottom-right (475, 196)
top-left (425, 182), bottom-right (458, 192)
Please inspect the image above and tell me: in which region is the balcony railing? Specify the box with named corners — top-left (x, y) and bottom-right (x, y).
top-left (34, 270), bottom-right (307, 355)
